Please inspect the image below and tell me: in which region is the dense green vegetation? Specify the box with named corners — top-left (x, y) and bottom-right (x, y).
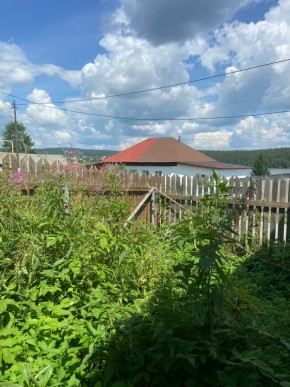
top-left (203, 148), bottom-right (290, 168)
top-left (0, 169), bottom-right (289, 386)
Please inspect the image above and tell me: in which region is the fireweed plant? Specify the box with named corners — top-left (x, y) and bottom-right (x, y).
top-left (93, 163), bottom-right (126, 194)
top-left (0, 169), bottom-right (289, 385)
top-left (102, 172), bottom-right (290, 386)
top-left (168, 172), bottom-right (236, 338)
top-left (9, 171), bottom-right (27, 186)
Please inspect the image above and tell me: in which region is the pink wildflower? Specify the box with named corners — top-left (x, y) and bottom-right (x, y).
top-left (10, 171), bottom-right (26, 185)
top-left (94, 185), bottom-right (102, 192)
top-left (64, 148), bottom-right (77, 158)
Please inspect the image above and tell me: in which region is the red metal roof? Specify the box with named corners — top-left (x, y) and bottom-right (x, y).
top-left (104, 138), bottom-right (158, 163)
top-left (103, 137), bottom-right (249, 169)
top-left (103, 137), bottom-right (215, 164)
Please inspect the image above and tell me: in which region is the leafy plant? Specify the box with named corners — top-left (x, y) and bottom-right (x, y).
top-left (0, 170), bottom-right (289, 386)
top-left (169, 172), bottom-right (235, 338)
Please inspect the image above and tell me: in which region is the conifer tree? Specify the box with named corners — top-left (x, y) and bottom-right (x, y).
top-left (1, 121), bottom-right (36, 153)
top-left (252, 153), bottom-right (270, 176)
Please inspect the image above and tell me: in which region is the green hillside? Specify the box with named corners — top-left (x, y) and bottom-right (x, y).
top-left (202, 148), bottom-right (290, 168)
top-left (36, 148), bottom-right (118, 163)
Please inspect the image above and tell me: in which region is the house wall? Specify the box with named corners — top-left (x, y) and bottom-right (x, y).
top-left (270, 168), bottom-right (290, 176)
top-left (124, 164), bottom-right (252, 179)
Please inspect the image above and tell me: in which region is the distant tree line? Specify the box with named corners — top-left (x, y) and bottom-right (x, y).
top-left (36, 148), bottom-right (117, 163)
top-left (35, 148), bottom-right (290, 168)
top-left (203, 148), bottom-right (290, 168)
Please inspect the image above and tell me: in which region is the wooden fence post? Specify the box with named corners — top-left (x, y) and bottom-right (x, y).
top-left (151, 188), bottom-right (156, 226)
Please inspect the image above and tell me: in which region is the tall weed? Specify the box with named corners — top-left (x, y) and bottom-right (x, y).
top-left (0, 171), bottom-right (289, 385)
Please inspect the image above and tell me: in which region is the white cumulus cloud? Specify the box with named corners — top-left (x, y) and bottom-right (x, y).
top-left (193, 130), bottom-right (233, 149)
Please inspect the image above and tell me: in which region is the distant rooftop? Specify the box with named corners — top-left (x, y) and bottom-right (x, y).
top-left (103, 137), bottom-right (249, 169)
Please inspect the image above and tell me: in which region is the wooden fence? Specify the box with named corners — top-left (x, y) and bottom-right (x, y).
top-left (120, 174), bottom-right (290, 245)
top-left (1, 155), bottom-right (290, 244)
top-left (0, 153), bottom-right (65, 173)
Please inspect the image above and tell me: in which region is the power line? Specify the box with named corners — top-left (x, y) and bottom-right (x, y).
top-left (17, 106), bottom-right (52, 131)
top-left (16, 89), bottom-right (290, 114)
top-left (6, 91), bottom-right (290, 122)
top-left (33, 57), bottom-right (290, 103)
top-left (0, 105), bottom-right (12, 112)
top-left (13, 100), bottom-right (290, 121)
top-left (3, 92), bottom-right (290, 122)
top-left (0, 92), bottom-right (34, 104)
top-left (1, 57), bottom-right (290, 105)
top-left (1, 55), bottom-right (290, 123)
top-left (0, 106), bottom-right (12, 119)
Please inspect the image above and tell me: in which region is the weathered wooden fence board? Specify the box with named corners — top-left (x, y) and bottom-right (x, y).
top-left (122, 172), bottom-right (290, 244)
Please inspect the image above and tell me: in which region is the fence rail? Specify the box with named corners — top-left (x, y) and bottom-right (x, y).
top-left (123, 185), bottom-right (290, 245)
top-left (1, 155), bottom-right (290, 244)
top-left (124, 173), bottom-right (290, 245)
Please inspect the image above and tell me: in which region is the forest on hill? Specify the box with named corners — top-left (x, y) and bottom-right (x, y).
top-left (202, 148), bottom-right (290, 168)
top-left (36, 148), bottom-right (117, 163)
top-left (36, 147), bottom-right (290, 168)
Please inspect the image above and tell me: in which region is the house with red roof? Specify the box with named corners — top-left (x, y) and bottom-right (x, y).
top-left (101, 137), bottom-right (252, 178)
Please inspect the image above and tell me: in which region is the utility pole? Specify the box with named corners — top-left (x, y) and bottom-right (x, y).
top-left (12, 100), bottom-right (20, 170)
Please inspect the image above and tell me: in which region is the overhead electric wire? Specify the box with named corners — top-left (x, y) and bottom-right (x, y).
top-left (0, 105), bottom-right (12, 112)
top-left (31, 57), bottom-right (290, 103)
top-left (0, 105), bottom-right (12, 118)
top-left (15, 90), bottom-right (290, 115)
top-left (17, 106), bottom-right (53, 132)
top-left (6, 91), bottom-right (288, 119)
top-left (1, 56), bottom-right (290, 122)
top-left (0, 91), bottom-right (34, 104)
top-left (1, 57), bottom-right (290, 106)
top-left (11, 101), bottom-right (290, 121)
top-left (2, 90), bottom-right (290, 122)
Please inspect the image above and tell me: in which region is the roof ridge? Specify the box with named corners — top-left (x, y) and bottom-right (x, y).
top-left (103, 137), bottom-right (216, 163)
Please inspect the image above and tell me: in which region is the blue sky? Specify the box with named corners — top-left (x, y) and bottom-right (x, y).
top-left (1, 0), bottom-right (290, 151)
top-left (0, 1), bottom-right (108, 67)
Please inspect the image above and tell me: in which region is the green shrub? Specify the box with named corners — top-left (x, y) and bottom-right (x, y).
top-left (0, 171), bottom-right (289, 385)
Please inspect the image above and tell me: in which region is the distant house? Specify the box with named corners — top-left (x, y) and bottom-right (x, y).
top-left (101, 137), bottom-right (252, 178)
